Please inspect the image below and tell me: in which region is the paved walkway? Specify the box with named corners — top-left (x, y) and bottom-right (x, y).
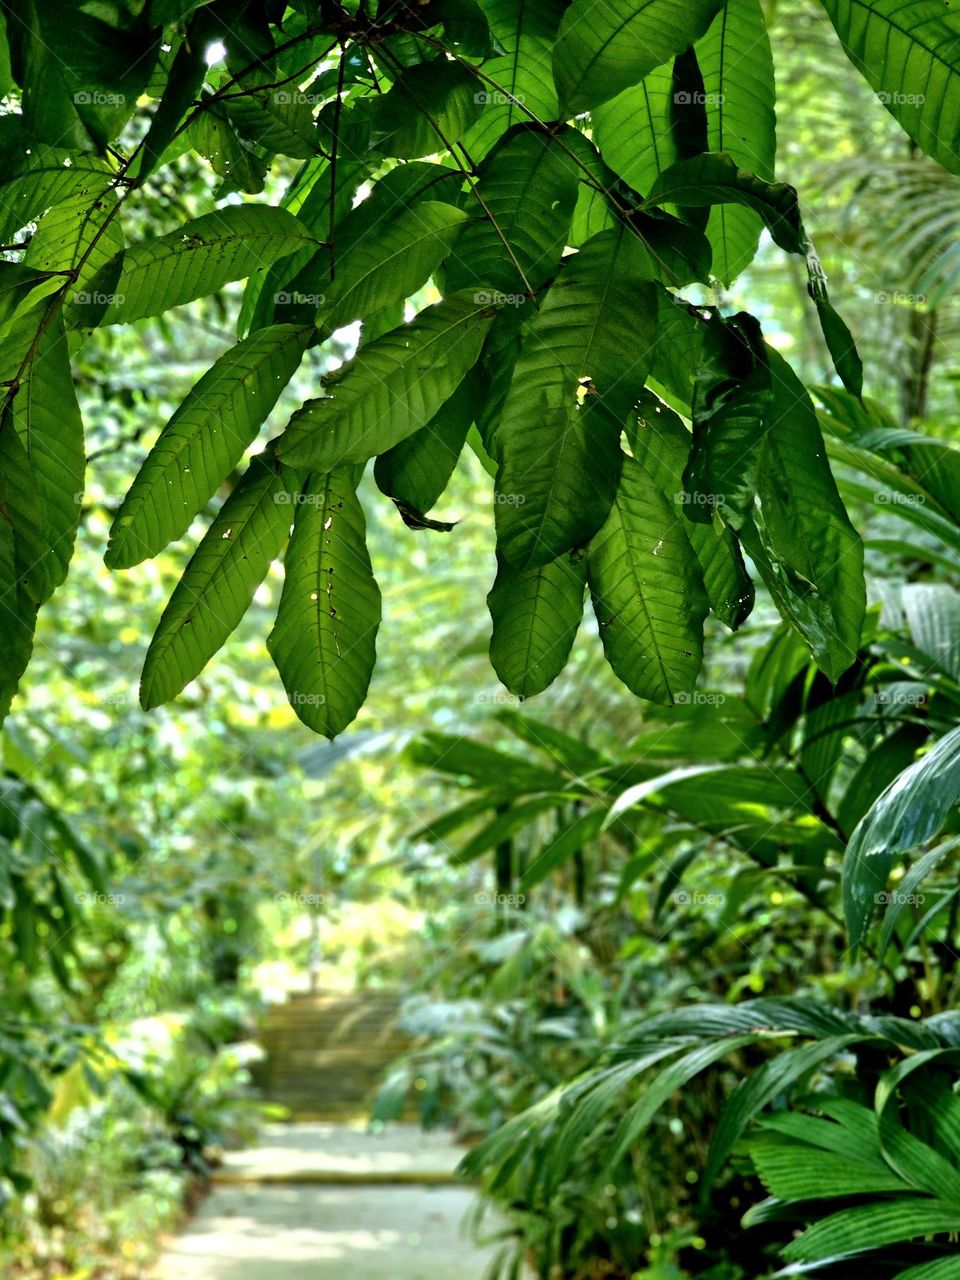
top-left (154, 1123), bottom-right (510, 1279)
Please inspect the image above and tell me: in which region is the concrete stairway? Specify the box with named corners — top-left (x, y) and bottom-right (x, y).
top-left (254, 991), bottom-right (413, 1121)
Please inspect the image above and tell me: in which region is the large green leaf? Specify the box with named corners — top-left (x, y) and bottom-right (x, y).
top-left (107, 324), bottom-right (312, 569)
top-left (445, 126), bottom-right (580, 296)
top-left (752, 350), bottom-right (865, 682)
top-left (494, 228), bottom-right (657, 567)
top-left (374, 370), bottom-right (478, 515)
top-left (10, 313), bottom-right (84, 603)
top-left (697, 0), bottom-right (776, 283)
top-left (372, 61), bottom-right (483, 159)
top-left (628, 390), bottom-right (754, 629)
top-left (104, 206), bottom-right (315, 324)
top-left (818, 0), bottom-right (960, 176)
top-left (0, 151), bottom-right (113, 245)
top-left (0, 414), bottom-right (42, 722)
top-left (552, 0), bottom-right (724, 114)
top-left (461, 0), bottom-right (563, 160)
top-left (267, 468), bottom-right (381, 739)
top-left (588, 456), bottom-right (708, 705)
top-left (487, 552), bottom-right (586, 698)
top-left (221, 69), bottom-right (322, 160)
top-left (844, 725), bottom-right (960, 950)
top-left (782, 1199), bottom-right (960, 1263)
top-left (277, 292), bottom-right (496, 471)
top-left (592, 63), bottom-right (678, 196)
top-left (140, 451), bottom-right (294, 710)
top-left (316, 201), bottom-right (469, 334)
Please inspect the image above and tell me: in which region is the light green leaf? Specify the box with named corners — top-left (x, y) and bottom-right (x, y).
top-left (278, 291), bottom-right (497, 471)
top-left (445, 126), bottom-right (580, 296)
top-left (0, 151), bottom-right (113, 245)
top-left (140, 451), bottom-right (295, 710)
top-left (844, 726), bottom-right (960, 950)
top-left (494, 228), bottom-right (657, 567)
top-left (553, 0), bottom-right (724, 114)
top-left (106, 325), bottom-right (312, 569)
top-left (697, 0), bottom-right (776, 283)
top-left (268, 468), bottom-right (381, 739)
top-left (12, 313), bottom-right (84, 603)
top-left (317, 201), bottom-right (470, 333)
top-left (104, 205), bottom-right (315, 324)
top-left (488, 552), bottom-right (586, 698)
top-left (588, 456), bottom-right (708, 705)
top-left (628, 390), bottom-right (754, 630)
top-left (819, 0), bottom-right (960, 176)
top-left (591, 62), bottom-right (679, 195)
top-left (373, 61), bottom-right (483, 159)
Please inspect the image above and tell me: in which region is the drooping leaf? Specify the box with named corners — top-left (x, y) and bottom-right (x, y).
top-left (104, 205), bottom-right (315, 324)
top-left (374, 370), bottom-right (478, 514)
top-left (445, 125), bottom-right (580, 296)
top-left (140, 450), bottom-right (294, 710)
top-left (316, 201), bottom-right (470, 334)
top-left (844, 725), bottom-right (960, 950)
top-left (588, 455), bottom-right (708, 705)
top-left (487, 552), bottom-right (586, 698)
top-left (371, 61), bottom-right (483, 159)
top-left (278, 291), bottom-right (497, 471)
top-left (552, 0), bottom-right (725, 115)
top-left (107, 324), bottom-right (312, 568)
top-left (591, 62), bottom-right (678, 196)
top-left (697, 0), bottom-right (776, 283)
top-left (494, 227), bottom-right (657, 567)
top-left (10, 313), bottom-right (84, 602)
top-left (628, 389), bottom-right (754, 629)
top-left (268, 468), bottom-right (382, 739)
top-left (819, 0), bottom-right (960, 176)
top-left (751, 350), bottom-right (865, 682)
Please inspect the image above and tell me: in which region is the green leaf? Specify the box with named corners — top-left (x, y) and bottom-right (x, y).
top-left (0, 151), bottom-right (113, 246)
top-left (25, 185), bottom-right (125, 328)
top-left (844, 726), bottom-right (960, 950)
top-left (896, 1258), bottom-right (960, 1280)
top-left (592, 63), bottom-right (679, 196)
top-left (221, 71), bottom-right (322, 159)
top-left (461, 0), bottom-right (563, 160)
top-left (107, 324), bottom-right (311, 569)
top-left (697, 0), bottom-right (776, 283)
top-left (0, 418), bottom-right (41, 724)
top-left (782, 1199), bottom-right (960, 1263)
top-left (752, 350), bottom-right (865, 682)
top-left (372, 60), bottom-right (483, 158)
top-left (317, 201), bottom-right (470, 333)
top-left (277, 291), bottom-right (497, 471)
top-left (11, 313), bottom-right (84, 603)
top-left (494, 228), bottom-right (657, 567)
top-left (815, 296), bottom-right (864, 399)
top-left (628, 390), bottom-right (754, 630)
top-left (518, 807), bottom-right (605, 891)
top-left (487, 552), bottom-right (586, 698)
top-left (267, 468), bottom-right (381, 739)
top-left (189, 102), bottom-right (268, 195)
top-left (374, 370), bottom-right (478, 514)
top-left (445, 125), bottom-right (580, 296)
top-left (819, 0), bottom-right (960, 176)
top-left (140, 451), bottom-right (294, 710)
top-left (588, 456), bottom-right (708, 705)
top-left (552, 0), bottom-right (724, 114)
top-left (645, 152), bottom-right (806, 256)
top-left (104, 205), bottom-right (315, 324)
